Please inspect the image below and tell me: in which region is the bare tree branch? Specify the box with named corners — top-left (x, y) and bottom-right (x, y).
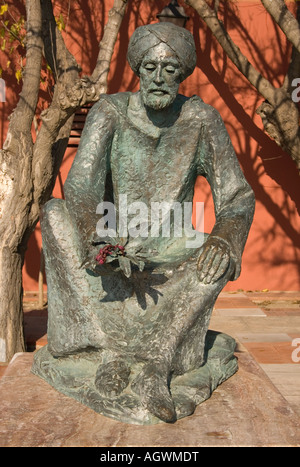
top-left (185, 0), bottom-right (278, 106)
top-left (214, 0), bottom-right (220, 15)
top-left (282, 47), bottom-right (300, 95)
top-left (0, 0), bottom-right (43, 240)
top-left (257, 0), bottom-right (300, 170)
top-left (59, 0), bottom-right (129, 109)
top-left (186, 0), bottom-right (300, 171)
top-left (261, 0), bottom-right (300, 54)
top-left (3, 0), bottom-right (43, 150)
top-left (41, 0), bottom-right (82, 83)
top-left (281, 3), bottom-right (300, 95)
top-left (91, 0), bottom-right (129, 95)
top-left (29, 0), bottom-right (129, 228)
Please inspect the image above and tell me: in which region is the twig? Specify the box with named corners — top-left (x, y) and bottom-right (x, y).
top-left (185, 0), bottom-right (278, 105)
top-left (261, 0), bottom-right (300, 54)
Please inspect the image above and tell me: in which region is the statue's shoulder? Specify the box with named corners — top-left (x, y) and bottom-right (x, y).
top-left (183, 95), bottom-right (222, 125)
top-left (87, 92), bottom-right (132, 121)
top-left (184, 95), bottom-right (220, 115)
top-left (96, 92), bottom-right (132, 112)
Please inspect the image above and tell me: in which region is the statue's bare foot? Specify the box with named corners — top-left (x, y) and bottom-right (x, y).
top-left (173, 396), bottom-right (196, 419)
top-left (95, 360), bottom-right (131, 398)
top-left (131, 363), bottom-right (176, 423)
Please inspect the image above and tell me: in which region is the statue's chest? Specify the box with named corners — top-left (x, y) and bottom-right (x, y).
top-left (110, 121), bottom-right (199, 202)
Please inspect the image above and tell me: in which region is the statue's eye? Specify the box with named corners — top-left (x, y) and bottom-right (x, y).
top-left (144, 63), bottom-right (156, 72)
top-left (165, 66), bottom-right (176, 74)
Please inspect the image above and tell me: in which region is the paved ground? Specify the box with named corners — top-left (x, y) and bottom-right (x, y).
top-left (0, 289), bottom-right (300, 446)
top-left (211, 290), bottom-right (300, 416)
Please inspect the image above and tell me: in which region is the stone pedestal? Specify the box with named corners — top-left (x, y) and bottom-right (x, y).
top-left (1, 347), bottom-right (300, 446)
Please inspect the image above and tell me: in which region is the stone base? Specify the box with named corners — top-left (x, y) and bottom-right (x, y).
top-left (1, 348), bottom-right (300, 446)
top-left (31, 330), bottom-right (238, 425)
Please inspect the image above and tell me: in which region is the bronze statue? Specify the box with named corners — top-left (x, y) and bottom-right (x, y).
top-left (32, 23), bottom-right (255, 424)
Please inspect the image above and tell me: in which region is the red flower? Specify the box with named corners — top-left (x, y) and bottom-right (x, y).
top-left (95, 243), bottom-right (126, 265)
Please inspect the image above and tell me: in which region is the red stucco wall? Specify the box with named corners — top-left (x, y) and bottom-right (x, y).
top-left (1, 1), bottom-right (299, 291)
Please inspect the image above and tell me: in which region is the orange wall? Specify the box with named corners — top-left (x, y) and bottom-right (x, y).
top-left (1, 1), bottom-right (299, 291)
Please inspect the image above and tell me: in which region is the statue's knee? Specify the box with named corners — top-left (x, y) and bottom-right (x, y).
top-left (41, 198), bottom-right (68, 232)
top-left (41, 198), bottom-right (66, 220)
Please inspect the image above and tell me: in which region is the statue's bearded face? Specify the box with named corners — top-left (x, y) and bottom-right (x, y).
top-left (139, 43), bottom-right (181, 110)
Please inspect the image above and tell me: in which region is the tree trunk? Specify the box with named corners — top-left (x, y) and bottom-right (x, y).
top-left (0, 0), bottom-right (42, 362)
top-left (0, 135), bottom-right (37, 361)
top-left (0, 248), bottom-right (25, 361)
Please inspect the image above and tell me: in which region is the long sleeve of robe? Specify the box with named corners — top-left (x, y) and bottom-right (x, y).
top-left (195, 99), bottom-right (255, 280)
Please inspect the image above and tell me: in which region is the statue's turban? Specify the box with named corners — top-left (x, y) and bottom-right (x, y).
top-left (127, 23), bottom-right (197, 82)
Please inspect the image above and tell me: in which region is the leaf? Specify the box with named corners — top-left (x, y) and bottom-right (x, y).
top-left (59, 13), bottom-right (65, 30)
top-left (105, 255), bottom-right (117, 264)
top-left (0, 4), bottom-right (8, 15)
top-left (55, 13), bottom-right (65, 32)
top-left (118, 256), bottom-right (132, 278)
top-left (15, 68), bottom-right (22, 83)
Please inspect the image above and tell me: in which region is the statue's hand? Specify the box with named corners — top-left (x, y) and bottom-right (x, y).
top-left (80, 247), bottom-right (105, 272)
top-left (80, 251), bottom-right (119, 276)
top-left (197, 236), bottom-right (231, 284)
top-left (80, 238), bottom-right (146, 278)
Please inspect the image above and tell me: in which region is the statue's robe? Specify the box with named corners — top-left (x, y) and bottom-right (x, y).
top-left (41, 92), bottom-right (255, 373)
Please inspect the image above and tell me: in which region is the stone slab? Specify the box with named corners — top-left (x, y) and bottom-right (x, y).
top-left (213, 308), bottom-right (266, 317)
top-left (236, 332), bottom-right (292, 343)
top-left (215, 296), bottom-right (258, 308)
top-left (209, 315), bottom-right (300, 337)
top-left (0, 351), bottom-right (300, 447)
top-left (243, 342), bottom-right (297, 364)
top-left (260, 364), bottom-right (300, 397)
top-left (244, 292), bottom-right (300, 301)
top-left (217, 292), bottom-right (248, 299)
top-left (259, 364), bottom-right (300, 417)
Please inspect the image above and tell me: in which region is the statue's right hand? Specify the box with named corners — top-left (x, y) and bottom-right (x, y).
top-left (80, 253), bottom-right (118, 276)
top-left (80, 255), bottom-right (97, 271)
top-left (80, 243), bottom-right (110, 272)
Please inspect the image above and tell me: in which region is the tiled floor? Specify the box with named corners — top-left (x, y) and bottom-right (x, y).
top-left (211, 290), bottom-right (300, 416)
top-left (2, 289), bottom-right (300, 416)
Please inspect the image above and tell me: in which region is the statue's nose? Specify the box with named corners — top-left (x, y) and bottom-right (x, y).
top-left (153, 66), bottom-right (164, 85)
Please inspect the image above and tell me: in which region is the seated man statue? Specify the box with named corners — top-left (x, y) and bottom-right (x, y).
top-left (32, 22), bottom-right (255, 424)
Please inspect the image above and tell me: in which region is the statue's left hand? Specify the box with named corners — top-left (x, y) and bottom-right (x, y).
top-left (197, 236), bottom-right (231, 284)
